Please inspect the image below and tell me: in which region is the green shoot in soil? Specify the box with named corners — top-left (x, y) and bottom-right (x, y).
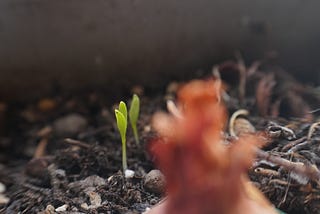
top-left (115, 102), bottom-right (128, 172)
top-left (119, 101), bottom-right (127, 121)
top-left (129, 94), bottom-right (140, 145)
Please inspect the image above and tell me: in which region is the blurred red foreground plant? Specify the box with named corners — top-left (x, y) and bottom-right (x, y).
top-left (148, 79), bottom-right (277, 214)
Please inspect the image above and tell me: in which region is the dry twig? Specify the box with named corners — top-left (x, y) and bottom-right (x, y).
top-left (229, 109), bottom-right (249, 137)
top-left (33, 138), bottom-right (49, 158)
top-left (64, 138), bottom-right (91, 149)
top-left (307, 122), bottom-right (320, 142)
top-left (281, 136), bottom-right (307, 152)
top-left (256, 149), bottom-right (320, 184)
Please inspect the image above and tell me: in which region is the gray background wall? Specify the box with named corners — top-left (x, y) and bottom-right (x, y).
top-left (0, 0), bottom-right (319, 99)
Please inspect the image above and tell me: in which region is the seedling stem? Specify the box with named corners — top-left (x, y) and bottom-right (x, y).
top-left (115, 107), bottom-right (128, 172)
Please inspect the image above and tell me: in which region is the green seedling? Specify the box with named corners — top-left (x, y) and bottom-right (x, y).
top-left (115, 101), bottom-right (128, 172)
top-left (129, 94), bottom-right (140, 145)
top-left (119, 101), bottom-right (127, 121)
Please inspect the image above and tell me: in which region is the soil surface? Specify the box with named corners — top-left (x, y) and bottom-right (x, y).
top-left (0, 58), bottom-right (320, 213)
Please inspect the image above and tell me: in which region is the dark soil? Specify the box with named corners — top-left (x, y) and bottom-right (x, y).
top-left (0, 58), bottom-right (320, 213)
top-left (0, 91), bottom-right (165, 213)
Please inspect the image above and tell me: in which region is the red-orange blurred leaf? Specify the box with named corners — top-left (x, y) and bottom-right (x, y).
top-left (149, 79), bottom-right (276, 214)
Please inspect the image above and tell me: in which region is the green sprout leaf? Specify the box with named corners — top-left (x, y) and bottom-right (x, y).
top-left (119, 101), bottom-right (127, 121)
top-left (115, 109), bottom-right (127, 142)
top-left (115, 108), bottom-right (128, 172)
top-left (129, 94), bottom-right (140, 145)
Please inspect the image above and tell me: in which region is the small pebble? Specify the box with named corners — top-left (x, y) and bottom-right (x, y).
top-left (55, 204), bottom-right (68, 212)
top-left (53, 114), bottom-right (88, 135)
top-left (125, 169), bottom-right (135, 179)
top-left (144, 125), bottom-right (151, 133)
top-left (45, 204), bottom-right (55, 214)
top-left (0, 194), bottom-right (9, 205)
top-left (144, 170), bottom-right (166, 194)
top-left (0, 182), bottom-right (6, 193)
top-left (81, 203), bottom-right (89, 210)
top-left (71, 207), bottom-right (79, 211)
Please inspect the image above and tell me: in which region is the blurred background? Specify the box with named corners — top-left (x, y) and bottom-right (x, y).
top-left (0, 0), bottom-right (319, 99)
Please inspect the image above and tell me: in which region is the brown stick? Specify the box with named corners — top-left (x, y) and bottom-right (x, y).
top-left (64, 138), bottom-right (91, 149)
top-left (281, 136), bottom-right (307, 152)
top-left (256, 148), bottom-right (320, 183)
top-left (33, 138), bottom-right (48, 158)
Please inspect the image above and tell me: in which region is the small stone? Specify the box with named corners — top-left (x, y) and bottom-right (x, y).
top-left (144, 170), bottom-right (166, 194)
top-left (71, 207), bottom-right (78, 211)
top-left (125, 169), bottom-right (135, 179)
top-left (81, 203), bottom-right (89, 210)
top-left (53, 114), bottom-right (88, 135)
top-left (55, 204), bottom-right (68, 212)
top-left (0, 194), bottom-right (9, 205)
top-left (87, 191), bottom-right (102, 207)
top-left (45, 204), bottom-right (55, 214)
top-left (144, 125), bottom-right (151, 133)
top-left (0, 182), bottom-right (6, 193)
